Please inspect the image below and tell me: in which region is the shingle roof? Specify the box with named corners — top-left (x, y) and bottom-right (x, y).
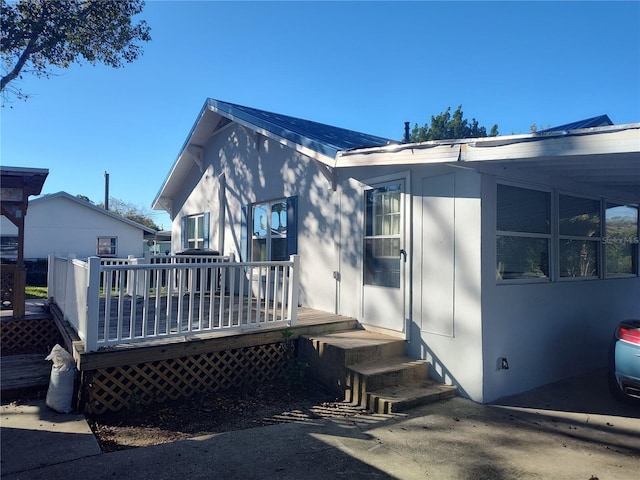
top-left (207, 99), bottom-right (393, 158)
top-left (538, 114), bottom-right (613, 133)
top-left (31, 192), bottom-right (157, 234)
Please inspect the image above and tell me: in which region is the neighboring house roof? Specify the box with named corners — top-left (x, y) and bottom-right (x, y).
top-left (153, 99), bottom-right (393, 213)
top-left (537, 114), bottom-right (613, 133)
top-left (31, 191), bottom-right (157, 234)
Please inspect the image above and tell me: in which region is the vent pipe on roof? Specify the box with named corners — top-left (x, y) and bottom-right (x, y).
top-left (104, 171), bottom-right (109, 210)
top-left (404, 122), bottom-right (410, 143)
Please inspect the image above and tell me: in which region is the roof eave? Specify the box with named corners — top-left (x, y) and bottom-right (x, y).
top-left (152, 100), bottom-right (211, 212)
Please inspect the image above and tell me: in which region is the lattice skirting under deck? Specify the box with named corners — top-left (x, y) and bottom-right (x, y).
top-left (1, 317), bottom-right (64, 354)
top-left (84, 343), bottom-right (288, 415)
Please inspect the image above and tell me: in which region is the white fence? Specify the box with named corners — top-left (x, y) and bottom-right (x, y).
top-left (48, 254), bottom-right (300, 352)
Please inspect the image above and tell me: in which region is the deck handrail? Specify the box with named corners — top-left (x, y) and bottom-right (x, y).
top-left (48, 254), bottom-right (300, 352)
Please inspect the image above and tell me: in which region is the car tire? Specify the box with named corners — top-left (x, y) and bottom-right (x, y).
top-left (608, 370), bottom-right (640, 405)
top-left (608, 370), bottom-right (627, 402)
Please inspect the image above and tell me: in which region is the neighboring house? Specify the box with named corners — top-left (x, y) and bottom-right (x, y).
top-left (1, 191), bottom-right (156, 260)
top-left (153, 99), bottom-right (640, 403)
top-left (143, 229), bottom-right (172, 256)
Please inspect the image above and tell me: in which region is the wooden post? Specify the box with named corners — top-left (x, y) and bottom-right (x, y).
top-left (12, 267), bottom-right (25, 319)
top-left (12, 203), bottom-right (26, 319)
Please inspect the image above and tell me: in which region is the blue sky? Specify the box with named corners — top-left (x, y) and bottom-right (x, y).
top-left (2, 1), bottom-right (639, 230)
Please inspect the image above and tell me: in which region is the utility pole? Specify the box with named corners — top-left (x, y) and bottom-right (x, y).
top-left (104, 171), bottom-right (109, 210)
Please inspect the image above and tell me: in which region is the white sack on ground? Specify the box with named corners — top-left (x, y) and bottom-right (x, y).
top-left (45, 344), bottom-right (76, 413)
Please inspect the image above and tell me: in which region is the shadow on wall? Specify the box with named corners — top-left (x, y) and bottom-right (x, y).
top-left (209, 127), bottom-right (366, 306)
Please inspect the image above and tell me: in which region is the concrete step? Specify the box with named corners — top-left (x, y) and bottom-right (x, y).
top-left (346, 356), bottom-right (429, 405)
top-left (366, 381), bottom-right (458, 414)
top-left (299, 329), bottom-right (406, 396)
top-left (299, 328), bottom-right (457, 413)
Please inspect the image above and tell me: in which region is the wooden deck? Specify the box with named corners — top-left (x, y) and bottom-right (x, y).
top-left (0, 354), bottom-right (50, 400)
top-left (2, 300), bottom-right (360, 412)
top-left (50, 303), bottom-right (359, 372)
top-left (1, 300), bottom-right (62, 401)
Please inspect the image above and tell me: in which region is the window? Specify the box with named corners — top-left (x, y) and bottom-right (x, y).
top-left (0, 235), bottom-right (18, 261)
top-left (364, 183), bottom-right (402, 287)
top-left (183, 213), bottom-right (209, 250)
top-left (252, 199), bottom-right (288, 261)
top-left (558, 195), bottom-right (601, 278)
top-left (187, 214), bottom-right (204, 249)
top-left (605, 203), bottom-right (639, 276)
top-left (496, 183), bottom-right (639, 283)
top-left (97, 237), bottom-right (117, 257)
top-left (242, 197), bottom-right (297, 262)
top-left (496, 184), bottom-right (550, 280)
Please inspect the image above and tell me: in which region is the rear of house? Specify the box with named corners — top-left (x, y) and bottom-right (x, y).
top-left (153, 99), bottom-right (640, 403)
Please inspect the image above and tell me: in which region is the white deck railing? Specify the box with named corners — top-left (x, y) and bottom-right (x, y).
top-left (48, 254), bottom-right (300, 352)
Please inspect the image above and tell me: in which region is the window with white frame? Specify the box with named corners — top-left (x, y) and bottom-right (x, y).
top-left (97, 236), bottom-right (117, 257)
top-left (364, 183), bottom-right (402, 287)
top-left (496, 184), bottom-right (551, 280)
top-left (605, 203), bottom-right (639, 276)
top-left (558, 194), bottom-right (601, 278)
top-left (186, 214), bottom-right (205, 249)
top-left (251, 199), bottom-right (288, 261)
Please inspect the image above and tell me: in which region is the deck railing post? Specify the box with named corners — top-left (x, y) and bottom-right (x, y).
top-left (287, 255), bottom-right (299, 326)
top-left (85, 256), bottom-right (101, 352)
top-left (47, 254), bottom-right (55, 302)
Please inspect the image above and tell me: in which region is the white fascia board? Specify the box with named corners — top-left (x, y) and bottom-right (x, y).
top-left (152, 102), bottom-right (211, 211)
top-left (335, 123), bottom-right (639, 168)
top-left (461, 126), bottom-right (640, 163)
top-left (336, 143), bottom-right (461, 167)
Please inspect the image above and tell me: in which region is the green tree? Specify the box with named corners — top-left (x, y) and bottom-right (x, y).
top-left (98, 197), bottom-right (160, 231)
top-left (409, 105), bottom-right (498, 142)
top-left (1, 0), bottom-right (151, 100)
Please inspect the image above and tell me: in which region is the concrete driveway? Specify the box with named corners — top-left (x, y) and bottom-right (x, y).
top-left (1, 368), bottom-right (638, 480)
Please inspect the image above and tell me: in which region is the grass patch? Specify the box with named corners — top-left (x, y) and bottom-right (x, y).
top-left (25, 286), bottom-right (47, 299)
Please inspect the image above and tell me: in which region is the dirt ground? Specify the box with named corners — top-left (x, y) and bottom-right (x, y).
top-left (84, 380), bottom-right (369, 452)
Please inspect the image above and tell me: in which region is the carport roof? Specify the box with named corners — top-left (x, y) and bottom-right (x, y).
top-left (337, 121), bottom-right (640, 202)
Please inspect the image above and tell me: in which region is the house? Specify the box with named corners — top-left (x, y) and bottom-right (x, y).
top-left (143, 229), bottom-right (172, 256)
top-left (1, 191), bottom-right (156, 261)
top-left (153, 99), bottom-right (640, 403)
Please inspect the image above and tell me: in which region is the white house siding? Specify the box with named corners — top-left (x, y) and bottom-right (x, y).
top-left (480, 174), bottom-right (640, 403)
top-left (405, 167), bottom-right (485, 402)
top-left (24, 195), bottom-right (147, 259)
top-left (169, 121), bottom-right (639, 405)
top-left (1, 215), bottom-right (18, 235)
top-left (171, 124), bottom-right (342, 313)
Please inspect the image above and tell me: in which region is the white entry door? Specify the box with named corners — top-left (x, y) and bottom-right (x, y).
top-left (362, 179), bottom-right (407, 334)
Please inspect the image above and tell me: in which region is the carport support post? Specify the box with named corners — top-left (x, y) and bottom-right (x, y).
top-left (85, 256), bottom-right (101, 352)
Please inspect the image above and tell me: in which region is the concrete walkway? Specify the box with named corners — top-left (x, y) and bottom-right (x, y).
top-left (2, 368), bottom-right (639, 480)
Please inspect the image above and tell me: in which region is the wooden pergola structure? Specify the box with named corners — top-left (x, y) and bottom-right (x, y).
top-left (1, 166), bottom-right (48, 318)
